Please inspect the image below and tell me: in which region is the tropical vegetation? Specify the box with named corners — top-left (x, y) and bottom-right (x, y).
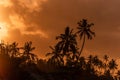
top-left (0, 19), bottom-right (119, 80)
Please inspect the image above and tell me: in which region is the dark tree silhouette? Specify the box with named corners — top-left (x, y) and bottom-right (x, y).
top-left (108, 59), bottom-right (118, 74)
top-left (77, 19), bottom-right (95, 57)
top-left (103, 55), bottom-right (109, 74)
top-left (56, 27), bottom-right (78, 55)
top-left (55, 26), bottom-right (79, 64)
top-left (9, 42), bottom-right (20, 57)
top-left (22, 41), bottom-right (37, 63)
top-left (78, 56), bottom-right (86, 70)
top-left (46, 46), bottom-right (64, 67)
top-left (116, 70), bottom-right (120, 79)
top-left (0, 19), bottom-right (119, 80)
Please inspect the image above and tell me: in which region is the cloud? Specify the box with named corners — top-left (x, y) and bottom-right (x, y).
top-left (9, 14), bottom-right (48, 38)
top-left (17, 0), bottom-right (47, 12)
top-left (0, 0), bottom-right (120, 58)
top-left (0, 0), bottom-right (12, 7)
top-left (0, 0), bottom-right (48, 38)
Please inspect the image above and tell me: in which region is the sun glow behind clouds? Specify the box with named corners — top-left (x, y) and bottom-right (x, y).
top-left (0, 0), bottom-right (48, 39)
top-left (0, 0), bottom-right (12, 7)
top-left (0, 23), bottom-right (8, 40)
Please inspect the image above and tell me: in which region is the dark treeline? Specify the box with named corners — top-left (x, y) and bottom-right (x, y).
top-left (0, 19), bottom-right (120, 80)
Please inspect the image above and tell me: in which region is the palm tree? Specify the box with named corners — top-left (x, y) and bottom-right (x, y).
top-left (22, 41), bottom-right (37, 63)
top-left (0, 41), bottom-right (6, 55)
top-left (92, 55), bottom-right (104, 75)
top-left (103, 55), bottom-right (109, 73)
top-left (92, 56), bottom-right (100, 68)
top-left (78, 56), bottom-right (86, 70)
top-left (86, 55), bottom-right (94, 71)
top-left (108, 59), bottom-right (118, 74)
top-left (56, 27), bottom-right (78, 59)
top-left (103, 55), bottom-right (109, 62)
top-left (9, 42), bottom-right (20, 57)
top-left (116, 70), bottom-right (120, 79)
top-left (86, 55), bottom-right (96, 74)
top-left (77, 19), bottom-right (95, 56)
top-left (46, 46), bottom-right (64, 66)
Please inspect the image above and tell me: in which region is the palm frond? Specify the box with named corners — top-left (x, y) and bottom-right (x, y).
top-left (46, 52), bottom-right (53, 56)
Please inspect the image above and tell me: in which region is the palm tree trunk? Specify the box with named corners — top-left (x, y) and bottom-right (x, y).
top-left (79, 34), bottom-right (85, 57)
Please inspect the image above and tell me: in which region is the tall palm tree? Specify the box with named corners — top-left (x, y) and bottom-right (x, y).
top-left (77, 19), bottom-right (95, 56)
top-left (56, 27), bottom-right (78, 59)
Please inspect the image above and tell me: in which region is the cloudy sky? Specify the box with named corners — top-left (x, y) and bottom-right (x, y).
top-left (0, 0), bottom-right (120, 58)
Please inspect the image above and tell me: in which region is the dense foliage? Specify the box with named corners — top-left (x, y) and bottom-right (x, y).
top-left (0, 19), bottom-right (119, 80)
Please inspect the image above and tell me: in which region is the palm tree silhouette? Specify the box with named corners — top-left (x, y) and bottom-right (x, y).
top-left (103, 55), bottom-right (109, 73)
top-left (103, 55), bottom-right (109, 62)
top-left (22, 41), bottom-right (37, 63)
top-left (78, 56), bottom-right (86, 70)
top-left (46, 46), bottom-right (64, 66)
top-left (92, 56), bottom-right (101, 69)
top-left (116, 70), bottom-right (120, 79)
top-left (0, 41), bottom-right (6, 54)
top-left (87, 55), bottom-right (94, 70)
top-left (56, 27), bottom-right (78, 61)
top-left (9, 42), bottom-right (20, 57)
top-left (108, 59), bottom-right (118, 74)
top-left (92, 55), bottom-right (104, 75)
top-left (77, 19), bottom-right (95, 56)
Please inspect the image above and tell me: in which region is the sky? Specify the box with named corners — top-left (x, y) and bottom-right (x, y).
top-left (0, 0), bottom-right (120, 58)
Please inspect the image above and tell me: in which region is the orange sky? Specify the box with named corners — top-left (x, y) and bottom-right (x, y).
top-left (0, 0), bottom-right (120, 58)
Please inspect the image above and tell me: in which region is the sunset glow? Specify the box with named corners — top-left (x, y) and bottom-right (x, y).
top-left (0, 0), bottom-right (119, 58)
top-left (0, 23), bottom-right (8, 40)
top-left (0, 0), bottom-right (120, 80)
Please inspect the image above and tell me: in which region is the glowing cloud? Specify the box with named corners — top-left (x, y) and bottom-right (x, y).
top-left (0, 0), bottom-right (12, 7)
top-left (16, 0), bottom-right (47, 12)
top-left (0, 0), bottom-right (49, 40)
top-left (9, 14), bottom-right (48, 38)
top-left (0, 22), bottom-right (8, 39)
